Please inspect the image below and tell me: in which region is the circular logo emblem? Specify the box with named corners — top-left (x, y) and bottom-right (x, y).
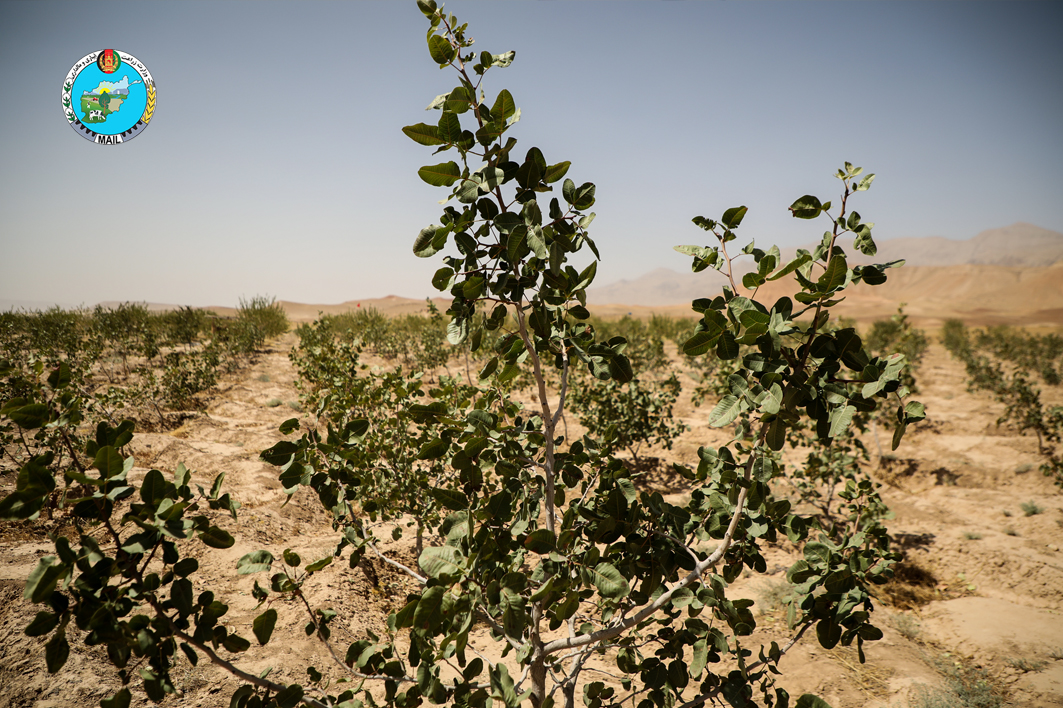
top-left (62, 49), bottom-right (156, 144)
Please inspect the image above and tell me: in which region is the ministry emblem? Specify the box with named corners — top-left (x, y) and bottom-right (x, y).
top-left (62, 49), bottom-right (156, 144)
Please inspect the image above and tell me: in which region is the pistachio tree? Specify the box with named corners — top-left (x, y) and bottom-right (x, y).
top-left (254, 4), bottom-right (924, 708)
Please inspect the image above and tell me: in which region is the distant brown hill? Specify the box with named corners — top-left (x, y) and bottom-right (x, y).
top-left (77, 225), bottom-right (1063, 330)
top-left (587, 222), bottom-right (1063, 307)
top-left (809, 222), bottom-right (1063, 268)
top-left (583, 223), bottom-right (1063, 327)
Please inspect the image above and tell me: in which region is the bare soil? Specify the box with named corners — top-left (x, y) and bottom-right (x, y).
top-left (2, 333), bottom-right (1062, 708)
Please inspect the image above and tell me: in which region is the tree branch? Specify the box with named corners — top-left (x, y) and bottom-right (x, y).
top-left (166, 622), bottom-right (331, 708)
top-left (366, 541), bottom-right (427, 584)
top-left (513, 304), bottom-right (557, 536)
top-left (542, 424), bottom-right (768, 655)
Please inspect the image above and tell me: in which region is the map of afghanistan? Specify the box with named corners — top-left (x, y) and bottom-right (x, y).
top-left (80, 75), bottom-right (142, 123)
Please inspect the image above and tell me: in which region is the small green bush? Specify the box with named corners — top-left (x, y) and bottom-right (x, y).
top-left (237, 295), bottom-right (289, 338)
top-left (889, 612), bottom-right (921, 641)
top-left (910, 655), bottom-right (1003, 708)
top-left (1021, 501), bottom-right (1043, 516)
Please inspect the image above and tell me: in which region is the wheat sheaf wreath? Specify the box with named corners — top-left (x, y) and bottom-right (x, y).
top-left (142, 84), bottom-right (156, 124)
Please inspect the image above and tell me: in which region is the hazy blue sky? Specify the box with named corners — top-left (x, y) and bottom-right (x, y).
top-left (2, 1), bottom-right (1061, 309)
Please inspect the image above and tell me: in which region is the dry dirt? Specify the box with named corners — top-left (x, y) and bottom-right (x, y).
top-left (2, 332), bottom-right (1062, 708)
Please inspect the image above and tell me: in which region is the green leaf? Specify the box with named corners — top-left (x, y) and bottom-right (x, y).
top-left (417, 0), bottom-right (437, 18)
top-left (428, 35), bottom-right (456, 66)
top-left (417, 437), bottom-right (449, 460)
top-left (491, 89), bottom-right (516, 122)
top-left (523, 529), bottom-right (556, 554)
top-left (690, 637), bottom-right (708, 678)
top-left (306, 555), bottom-right (333, 573)
top-left (210, 471), bottom-right (225, 499)
top-left (93, 446), bottom-right (124, 479)
top-left (828, 405), bottom-right (855, 438)
top-left (766, 417), bottom-right (786, 451)
top-left (683, 331), bottom-right (721, 357)
top-left (199, 526), bottom-right (234, 549)
top-left (562, 178), bottom-right (576, 205)
top-left (905, 401), bottom-right (926, 421)
top-left (526, 225), bottom-right (548, 259)
top-left (818, 254), bottom-right (848, 292)
top-left (432, 267), bottom-right (455, 291)
top-left (174, 558), bottom-right (199, 577)
top-left (576, 260), bottom-right (597, 290)
top-left (855, 174), bottom-right (875, 191)
top-left (587, 562), bottom-right (628, 599)
top-left (507, 224), bottom-right (529, 264)
top-left (769, 253), bottom-right (813, 281)
top-left (447, 316), bottom-right (468, 345)
top-left (721, 206), bottom-right (748, 229)
top-left (413, 225), bottom-right (446, 258)
top-left (544, 161), bottom-right (571, 184)
top-left (479, 166), bottom-right (505, 190)
top-left (490, 663), bottom-right (519, 707)
top-left (179, 642), bottom-right (198, 667)
top-left (463, 275), bottom-right (485, 299)
top-left (283, 549), bottom-right (302, 567)
top-left (419, 546), bottom-right (465, 582)
top-left (24, 558), bottom-right (66, 604)
top-left (253, 609), bottom-right (278, 645)
top-left (431, 487), bottom-right (468, 510)
top-left (742, 271), bottom-right (765, 289)
top-left (275, 684), bottom-right (305, 708)
top-left (222, 633), bottom-right (251, 653)
top-left (789, 195), bottom-right (823, 220)
top-left (238, 550), bottom-right (275, 575)
top-left (708, 395), bottom-right (744, 428)
top-left (278, 418), bottom-right (300, 435)
top-left (796, 695), bottom-right (833, 708)
top-left (445, 86), bottom-right (473, 114)
top-left (46, 363), bottom-right (71, 389)
top-left (425, 91), bottom-right (449, 111)
top-left (260, 440), bottom-right (298, 467)
top-left (572, 182), bottom-right (596, 210)
top-left (490, 50), bottom-right (515, 68)
top-left (417, 161), bottom-right (461, 187)
top-left (716, 331), bottom-right (739, 360)
top-left (817, 619), bottom-right (841, 649)
top-left (478, 357), bottom-right (499, 380)
top-left (891, 419), bottom-right (907, 451)
top-left (8, 403), bottom-right (49, 429)
top-left (413, 586), bottom-right (446, 629)
top-left (437, 111), bottom-right (463, 144)
top-left (141, 467), bottom-right (174, 501)
top-left (402, 122), bottom-right (444, 146)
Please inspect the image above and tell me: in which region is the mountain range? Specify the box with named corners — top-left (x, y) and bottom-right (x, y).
top-left (586, 223), bottom-right (1063, 307)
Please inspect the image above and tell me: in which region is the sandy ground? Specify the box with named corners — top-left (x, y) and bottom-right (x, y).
top-left (2, 331), bottom-right (1062, 708)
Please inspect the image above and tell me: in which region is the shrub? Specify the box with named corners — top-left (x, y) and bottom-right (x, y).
top-left (910, 655), bottom-right (1003, 708)
top-left (1020, 501), bottom-right (1043, 516)
top-left (867, 305), bottom-right (928, 394)
top-left (568, 373), bottom-right (687, 469)
top-left (238, 294), bottom-right (289, 338)
top-left (942, 320), bottom-right (1063, 486)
